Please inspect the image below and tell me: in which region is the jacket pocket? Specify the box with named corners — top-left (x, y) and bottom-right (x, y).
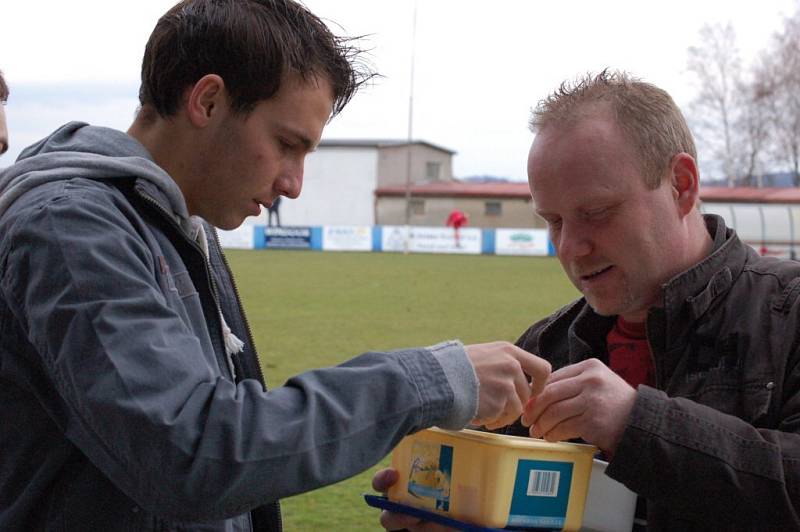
top-left (158, 266), bottom-right (204, 330)
top-left (171, 270), bottom-right (199, 300)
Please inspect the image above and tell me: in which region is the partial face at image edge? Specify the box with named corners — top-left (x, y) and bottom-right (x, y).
top-left (0, 103), bottom-right (8, 157)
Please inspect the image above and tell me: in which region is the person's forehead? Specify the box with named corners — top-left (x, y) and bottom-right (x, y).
top-left (530, 122), bottom-right (629, 183)
top-left (251, 74), bottom-right (333, 139)
top-left (529, 118), bottom-right (645, 208)
top-left (537, 107), bottom-right (622, 146)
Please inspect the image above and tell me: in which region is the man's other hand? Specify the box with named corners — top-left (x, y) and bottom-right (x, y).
top-left (521, 358), bottom-right (636, 453)
top-left (372, 468), bottom-right (457, 532)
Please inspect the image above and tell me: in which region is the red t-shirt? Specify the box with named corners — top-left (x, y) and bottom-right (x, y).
top-left (606, 316), bottom-right (654, 388)
top-left (446, 210), bottom-right (467, 228)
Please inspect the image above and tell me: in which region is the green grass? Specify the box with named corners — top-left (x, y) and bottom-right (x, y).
top-left (225, 250), bottom-right (578, 531)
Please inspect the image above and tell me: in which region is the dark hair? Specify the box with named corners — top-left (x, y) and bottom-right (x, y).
top-left (0, 70), bottom-right (8, 103)
top-left (138, 0), bottom-right (373, 118)
top-left (530, 69), bottom-right (697, 189)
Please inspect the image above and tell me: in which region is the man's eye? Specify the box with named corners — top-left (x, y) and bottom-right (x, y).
top-left (586, 208), bottom-right (609, 219)
top-left (547, 219), bottom-right (562, 229)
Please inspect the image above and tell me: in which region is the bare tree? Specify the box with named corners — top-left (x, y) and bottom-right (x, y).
top-left (687, 23), bottom-right (743, 186)
top-left (765, 11), bottom-right (800, 186)
top-left (738, 70), bottom-right (773, 186)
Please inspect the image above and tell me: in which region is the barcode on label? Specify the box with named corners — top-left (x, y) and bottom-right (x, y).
top-left (527, 469), bottom-right (560, 497)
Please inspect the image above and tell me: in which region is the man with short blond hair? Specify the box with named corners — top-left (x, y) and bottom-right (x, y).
top-left (377, 71), bottom-right (800, 531)
top-left (519, 70), bottom-right (800, 530)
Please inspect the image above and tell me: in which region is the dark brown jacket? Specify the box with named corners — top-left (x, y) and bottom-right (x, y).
top-left (508, 215), bottom-right (800, 531)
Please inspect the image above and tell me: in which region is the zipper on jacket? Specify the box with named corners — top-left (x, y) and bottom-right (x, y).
top-left (209, 227), bottom-right (268, 387)
top-left (207, 231), bottom-right (280, 532)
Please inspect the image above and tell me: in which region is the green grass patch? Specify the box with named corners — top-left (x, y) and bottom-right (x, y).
top-left (226, 250), bottom-right (578, 531)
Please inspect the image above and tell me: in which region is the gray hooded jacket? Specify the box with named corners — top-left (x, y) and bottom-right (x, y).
top-left (0, 122), bottom-right (478, 531)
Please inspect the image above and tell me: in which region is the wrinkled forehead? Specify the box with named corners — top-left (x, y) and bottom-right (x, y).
top-left (527, 114), bottom-right (646, 208)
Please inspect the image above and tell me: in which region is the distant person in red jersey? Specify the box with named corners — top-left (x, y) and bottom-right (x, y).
top-left (446, 208), bottom-right (468, 247)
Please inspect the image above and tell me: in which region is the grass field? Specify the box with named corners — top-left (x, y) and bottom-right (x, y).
top-left (225, 249), bottom-right (579, 531)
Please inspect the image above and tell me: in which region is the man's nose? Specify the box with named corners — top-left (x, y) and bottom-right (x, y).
top-left (555, 222), bottom-right (592, 260)
top-left (276, 159), bottom-right (304, 199)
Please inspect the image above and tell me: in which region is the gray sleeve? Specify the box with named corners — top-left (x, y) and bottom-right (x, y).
top-left (427, 340), bottom-right (478, 429)
top-left (0, 188), bottom-right (471, 522)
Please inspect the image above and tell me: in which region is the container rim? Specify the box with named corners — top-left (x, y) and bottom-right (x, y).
top-left (428, 427), bottom-right (597, 454)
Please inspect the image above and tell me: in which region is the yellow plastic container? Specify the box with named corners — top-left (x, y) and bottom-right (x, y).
top-left (388, 427), bottom-right (596, 531)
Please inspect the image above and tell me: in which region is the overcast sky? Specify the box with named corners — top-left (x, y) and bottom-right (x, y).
top-left (2, 0), bottom-right (797, 180)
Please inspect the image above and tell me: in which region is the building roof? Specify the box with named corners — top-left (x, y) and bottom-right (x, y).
top-left (375, 181), bottom-right (530, 199)
top-left (319, 138), bottom-right (456, 154)
top-left (376, 182), bottom-right (800, 203)
top-left (699, 186), bottom-right (800, 204)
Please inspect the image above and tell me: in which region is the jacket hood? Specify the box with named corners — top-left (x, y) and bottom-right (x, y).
top-left (0, 121), bottom-right (190, 225)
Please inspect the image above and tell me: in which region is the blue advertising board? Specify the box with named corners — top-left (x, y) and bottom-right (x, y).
top-left (264, 226), bottom-right (313, 249)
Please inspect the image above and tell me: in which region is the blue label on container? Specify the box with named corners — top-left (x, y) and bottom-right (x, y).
top-left (407, 443), bottom-right (453, 512)
top-left (507, 459), bottom-right (573, 528)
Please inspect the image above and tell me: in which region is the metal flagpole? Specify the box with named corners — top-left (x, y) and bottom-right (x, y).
top-left (403, 0), bottom-right (418, 254)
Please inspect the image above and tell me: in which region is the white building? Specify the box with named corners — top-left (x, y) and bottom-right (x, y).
top-left (279, 139), bottom-right (456, 226)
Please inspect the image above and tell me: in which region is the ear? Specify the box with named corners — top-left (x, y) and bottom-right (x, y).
top-left (184, 74), bottom-right (227, 128)
top-left (669, 152), bottom-right (700, 218)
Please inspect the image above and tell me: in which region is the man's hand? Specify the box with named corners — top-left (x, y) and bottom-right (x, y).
top-left (521, 358), bottom-right (636, 453)
top-left (372, 468), bottom-right (457, 531)
top-left (465, 342), bottom-right (552, 430)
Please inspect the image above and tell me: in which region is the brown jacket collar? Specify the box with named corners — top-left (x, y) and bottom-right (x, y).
top-left (555, 215), bottom-right (750, 380)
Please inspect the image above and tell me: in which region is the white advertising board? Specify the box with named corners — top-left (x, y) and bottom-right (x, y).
top-left (495, 229), bottom-right (550, 256)
top-left (381, 226), bottom-right (481, 255)
top-left (217, 225), bottom-right (255, 249)
top-left (322, 225), bottom-right (373, 251)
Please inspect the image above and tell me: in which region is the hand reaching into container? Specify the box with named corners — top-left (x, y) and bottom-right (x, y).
top-left (465, 341), bottom-right (552, 430)
top-left (521, 358), bottom-right (636, 454)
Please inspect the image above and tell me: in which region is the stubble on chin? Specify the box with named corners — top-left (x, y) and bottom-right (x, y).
top-left (584, 286), bottom-right (638, 317)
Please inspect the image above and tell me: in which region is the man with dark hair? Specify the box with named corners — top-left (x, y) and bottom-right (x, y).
top-left (0, 1), bottom-right (551, 530)
top-left (377, 71), bottom-right (800, 530)
top-left (0, 70), bottom-right (8, 156)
